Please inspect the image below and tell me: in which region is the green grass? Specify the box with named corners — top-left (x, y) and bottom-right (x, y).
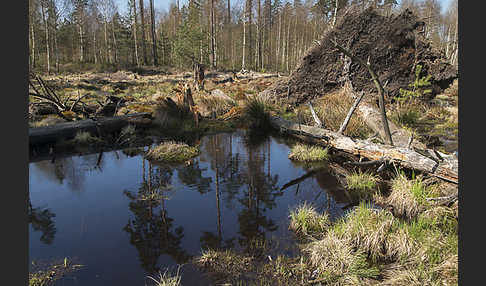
top-left (288, 143), bottom-right (329, 162)
top-left (145, 141), bottom-right (199, 163)
top-left (345, 171), bottom-right (379, 201)
top-left (289, 203), bottom-right (330, 236)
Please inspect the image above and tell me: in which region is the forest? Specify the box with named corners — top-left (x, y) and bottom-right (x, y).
top-left (29, 0), bottom-right (457, 73)
top-left (28, 1), bottom-right (459, 286)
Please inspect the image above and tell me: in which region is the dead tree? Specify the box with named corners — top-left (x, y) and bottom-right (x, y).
top-left (193, 62), bottom-right (205, 91)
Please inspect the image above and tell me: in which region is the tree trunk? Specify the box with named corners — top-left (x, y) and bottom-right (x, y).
top-left (149, 0), bottom-right (157, 66)
top-left (210, 0), bottom-right (216, 69)
top-left (41, 1), bottom-right (50, 74)
top-left (112, 20), bottom-right (118, 64)
top-left (139, 0), bottom-right (148, 65)
top-left (104, 21), bottom-right (110, 63)
top-left (132, 0), bottom-right (140, 66)
top-left (31, 21), bottom-right (36, 69)
top-left (79, 24), bottom-right (84, 62)
top-left (242, 14), bottom-right (246, 70)
top-left (93, 30), bottom-right (97, 64)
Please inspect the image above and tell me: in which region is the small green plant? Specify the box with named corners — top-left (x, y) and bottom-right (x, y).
top-left (398, 64), bottom-right (433, 103)
top-left (289, 203), bottom-right (330, 236)
top-left (288, 143), bottom-right (329, 162)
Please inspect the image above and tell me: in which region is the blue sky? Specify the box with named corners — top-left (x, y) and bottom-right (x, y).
top-left (115, 0), bottom-right (454, 15)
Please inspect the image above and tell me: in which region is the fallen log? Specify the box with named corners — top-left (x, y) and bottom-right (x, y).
top-left (270, 116), bottom-right (458, 183)
top-left (29, 112), bottom-right (152, 146)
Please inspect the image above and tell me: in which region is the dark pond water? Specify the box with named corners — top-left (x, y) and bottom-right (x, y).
top-left (29, 130), bottom-right (349, 285)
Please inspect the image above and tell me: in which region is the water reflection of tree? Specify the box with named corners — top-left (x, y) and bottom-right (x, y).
top-left (196, 132), bottom-right (283, 255)
top-left (238, 133), bottom-right (282, 254)
top-left (32, 153), bottom-right (107, 193)
top-left (28, 198), bottom-right (56, 245)
top-left (123, 158), bottom-right (189, 276)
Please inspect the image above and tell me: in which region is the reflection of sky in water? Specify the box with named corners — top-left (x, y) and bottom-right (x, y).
top-left (29, 131), bottom-right (348, 286)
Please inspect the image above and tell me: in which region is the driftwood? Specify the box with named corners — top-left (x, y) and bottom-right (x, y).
top-left (29, 112), bottom-right (152, 146)
top-left (270, 116), bottom-right (458, 183)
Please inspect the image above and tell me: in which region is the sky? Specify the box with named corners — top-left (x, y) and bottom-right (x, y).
top-left (115, 0), bottom-right (454, 16)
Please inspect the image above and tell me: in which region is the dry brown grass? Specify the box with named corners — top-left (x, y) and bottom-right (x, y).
top-left (145, 141), bottom-right (199, 163)
top-left (306, 89), bottom-right (373, 138)
top-left (194, 94), bottom-right (235, 117)
top-left (30, 116), bottom-right (67, 127)
top-left (305, 230), bottom-right (380, 284)
top-left (334, 204), bottom-right (396, 262)
top-left (374, 173), bottom-right (438, 219)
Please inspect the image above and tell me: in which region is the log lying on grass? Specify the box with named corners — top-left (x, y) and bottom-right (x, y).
top-left (29, 112), bottom-right (152, 146)
top-left (270, 116), bottom-right (458, 183)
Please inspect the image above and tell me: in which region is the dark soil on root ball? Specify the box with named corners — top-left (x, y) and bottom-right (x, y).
top-left (261, 6), bottom-right (457, 107)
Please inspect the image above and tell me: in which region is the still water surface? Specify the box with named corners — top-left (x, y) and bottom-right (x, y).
top-left (29, 130), bottom-right (349, 285)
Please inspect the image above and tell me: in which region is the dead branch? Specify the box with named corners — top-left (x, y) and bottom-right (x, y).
top-left (308, 101), bottom-right (323, 127)
top-left (331, 38), bottom-right (394, 146)
top-left (338, 91), bottom-right (365, 134)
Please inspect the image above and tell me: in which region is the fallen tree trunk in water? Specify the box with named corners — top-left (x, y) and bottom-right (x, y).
top-left (29, 112), bottom-right (152, 146)
top-left (270, 116), bottom-right (458, 183)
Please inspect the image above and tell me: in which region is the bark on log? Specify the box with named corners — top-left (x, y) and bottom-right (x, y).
top-left (270, 116), bottom-right (458, 183)
top-left (29, 112), bottom-right (152, 146)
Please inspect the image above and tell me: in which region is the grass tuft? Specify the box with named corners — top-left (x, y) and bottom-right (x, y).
top-left (242, 97), bottom-right (272, 131)
top-left (147, 267), bottom-right (182, 286)
top-left (374, 172), bottom-right (438, 219)
top-left (289, 203), bottom-right (330, 236)
top-left (145, 141), bottom-right (199, 163)
top-left (288, 143), bottom-right (329, 162)
top-left (345, 171), bottom-right (379, 201)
